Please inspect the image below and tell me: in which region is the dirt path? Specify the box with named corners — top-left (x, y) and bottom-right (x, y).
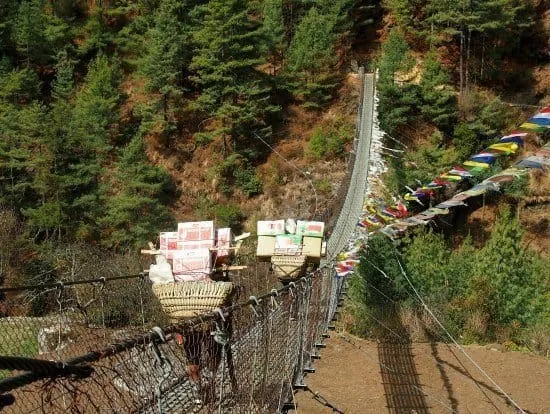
top-left (293, 334), bottom-right (550, 414)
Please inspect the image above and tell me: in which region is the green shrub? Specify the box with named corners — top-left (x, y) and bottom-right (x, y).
top-left (234, 167), bottom-right (262, 197)
top-left (194, 195), bottom-right (244, 232)
top-left (307, 122), bottom-right (350, 160)
top-left (212, 204), bottom-right (244, 232)
top-left (315, 178), bottom-right (332, 194)
top-left (210, 154), bottom-right (262, 197)
top-left (194, 131), bottom-right (213, 147)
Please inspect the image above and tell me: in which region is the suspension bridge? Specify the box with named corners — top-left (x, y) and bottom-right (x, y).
top-left (0, 70), bottom-right (376, 413)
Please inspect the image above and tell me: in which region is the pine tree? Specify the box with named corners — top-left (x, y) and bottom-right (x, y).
top-left (190, 0), bottom-right (277, 154)
top-left (376, 28), bottom-right (419, 134)
top-left (382, 0), bottom-right (420, 29)
top-left (262, 0), bottom-right (285, 71)
top-left (13, 0), bottom-right (47, 64)
top-left (101, 135), bottom-right (174, 249)
top-left (426, 0), bottom-right (532, 93)
top-left (419, 51), bottom-right (456, 133)
top-left (51, 50), bottom-right (74, 100)
top-left (0, 102), bottom-right (59, 238)
top-left (286, 7), bottom-right (338, 108)
top-left (470, 207), bottom-right (538, 326)
top-left (0, 0), bottom-right (18, 56)
top-left (61, 55), bottom-right (120, 239)
top-left (141, 0), bottom-right (187, 118)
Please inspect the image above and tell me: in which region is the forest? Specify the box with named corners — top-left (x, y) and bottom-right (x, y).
top-left (0, 0), bottom-right (549, 351)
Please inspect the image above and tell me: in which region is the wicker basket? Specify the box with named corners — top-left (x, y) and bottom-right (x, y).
top-left (152, 281), bottom-right (234, 320)
top-left (271, 255), bottom-right (307, 280)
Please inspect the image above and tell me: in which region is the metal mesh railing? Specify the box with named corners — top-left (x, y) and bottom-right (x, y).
top-left (326, 71), bottom-right (375, 260)
top-left (1, 267), bottom-right (343, 413)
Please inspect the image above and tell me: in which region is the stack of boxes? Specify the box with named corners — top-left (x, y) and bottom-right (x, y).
top-left (256, 220), bottom-right (284, 260)
top-left (298, 220), bottom-right (325, 262)
top-left (159, 221), bottom-right (233, 281)
top-left (256, 219), bottom-right (325, 262)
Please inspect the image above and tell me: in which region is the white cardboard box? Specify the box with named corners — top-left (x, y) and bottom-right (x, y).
top-left (159, 232), bottom-right (179, 250)
top-left (216, 228), bottom-right (233, 257)
top-left (172, 248), bottom-right (212, 281)
top-left (302, 236), bottom-right (322, 259)
top-left (257, 220), bottom-right (285, 236)
top-left (176, 240), bottom-right (215, 251)
top-left (274, 234), bottom-right (303, 254)
top-left (178, 221), bottom-right (215, 241)
top-left (296, 221), bottom-right (325, 237)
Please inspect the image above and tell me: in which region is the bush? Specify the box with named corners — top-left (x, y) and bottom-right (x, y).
top-left (194, 195), bottom-right (244, 232)
top-left (234, 167), bottom-right (262, 197)
top-left (315, 178), bottom-right (332, 194)
top-left (212, 204), bottom-right (244, 232)
top-left (307, 117), bottom-right (352, 160)
top-left (210, 154), bottom-right (263, 197)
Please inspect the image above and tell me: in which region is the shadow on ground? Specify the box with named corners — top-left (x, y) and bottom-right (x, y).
top-left (376, 310), bottom-right (430, 414)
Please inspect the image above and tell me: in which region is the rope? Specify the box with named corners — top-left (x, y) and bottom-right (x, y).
top-left (304, 386), bottom-right (345, 413)
top-left (0, 357), bottom-right (93, 379)
top-left (394, 254), bottom-right (526, 414)
top-left (0, 272), bottom-right (148, 293)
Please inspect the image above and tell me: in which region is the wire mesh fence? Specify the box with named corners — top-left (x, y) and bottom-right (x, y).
top-left (326, 71), bottom-right (374, 259)
top-left (1, 267), bottom-right (344, 413)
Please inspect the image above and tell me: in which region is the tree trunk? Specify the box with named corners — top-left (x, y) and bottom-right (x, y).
top-left (465, 29), bottom-right (471, 96)
top-left (459, 29), bottom-right (464, 102)
top-left (479, 36), bottom-right (485, 82)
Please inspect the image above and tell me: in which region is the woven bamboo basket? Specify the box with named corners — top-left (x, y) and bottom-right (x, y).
top-left (271, 255), bottom-right (307, 280)
top-left (152, 281), bottom-right (234, 320)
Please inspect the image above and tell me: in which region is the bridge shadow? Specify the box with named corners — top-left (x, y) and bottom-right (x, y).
top-left (428, 338), bottom-right (459, 413)
top-left (376, 309), bottom-right (430, 414)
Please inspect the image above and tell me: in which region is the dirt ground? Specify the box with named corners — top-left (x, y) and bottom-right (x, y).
top-left (293, 334), bottom-right (550, 414)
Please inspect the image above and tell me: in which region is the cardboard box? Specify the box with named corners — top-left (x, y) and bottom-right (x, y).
top-left (302, 236), bottom-right (322, 260)
top-left (274, 234), bottom-right (303, 254)
top-left (257, 220), bottom-right (285, 236)
top-left (296, 221), bottom-right (325, 238)
top-left (216, 228), bottom-right (233, 258)
top-left (176, 240), bottom-right (215, 251)
top-left (178, 221), bottom-right (215, 242)
top-left (164, 250), bottom-right (177, 260)
top-left (159, 232), bottom-right (178, 250)
top-left (257, 236), bottom-right (276, 260)
top-left (172, 248), bottom-right (212, 281)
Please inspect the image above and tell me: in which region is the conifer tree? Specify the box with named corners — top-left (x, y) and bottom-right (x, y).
top-left (419, 51), bottom-right (456, 133)
top-left (28, 50), bottom-right (77, 239)
top-left (262, 0), bottom-right (285, 70)
top-left (101, 134), bottom-right (174, 249)
top-left (286, 7), bottom-right (338, 108)
top-left (470, 207), bottom-right (538, 326)
top-left (0, 103), bottom-right (43, 209)
top-left (0, 0), bottom-right (18, 56)
top-left (190, 0), bottom-right (277, 154)
top-left (13, 0), bottom-right (47, 64)
top-left (376, 28), bottom-right (418, 134)
top-left (141, 0), bottom-right (187, 118)
top-left (62, 55), bottom-right (120, 239)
